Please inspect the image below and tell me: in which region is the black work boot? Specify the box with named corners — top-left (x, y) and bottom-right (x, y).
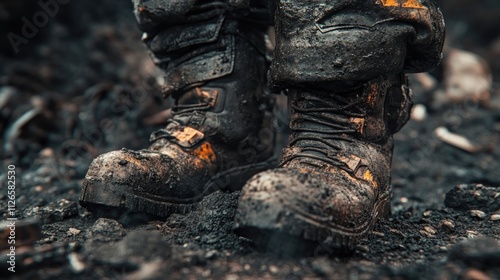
top-left (234, 75), bottom-right (411, 252)
top-left (234, 0), bottom-right (445, 253)
top-left (80, 5), bottom-right (277, 217)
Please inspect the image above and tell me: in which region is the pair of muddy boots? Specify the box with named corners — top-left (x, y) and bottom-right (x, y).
top-left (80, 0), bottom-right (444, 253)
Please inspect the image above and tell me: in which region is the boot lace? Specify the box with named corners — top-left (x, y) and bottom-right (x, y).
top-left (281, 89), bottom-right (367, 172)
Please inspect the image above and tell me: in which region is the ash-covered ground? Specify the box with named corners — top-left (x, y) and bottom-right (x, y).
top-left (1, 1), bottom-right (500, 279)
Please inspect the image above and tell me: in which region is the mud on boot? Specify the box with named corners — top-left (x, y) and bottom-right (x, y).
top-left (235, 75), bottom-right (410, 252)
top-left (80, 8), bottom-right (277, 218)
top-left (234, 0), bottom-right (445, 254)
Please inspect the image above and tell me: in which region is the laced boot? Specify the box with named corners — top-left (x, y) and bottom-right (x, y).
top-left (80, 35), bottom-right (276, 217)
top-left (234, 0), bottom-right (444, 254)
top-left (234, 74), bottom-right (413, 252)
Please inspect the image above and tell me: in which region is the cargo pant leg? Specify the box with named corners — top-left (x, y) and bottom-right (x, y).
top-left (270, 0), bottom-right (445, 90)
top-left (132, 0), bottom-right (275, 97)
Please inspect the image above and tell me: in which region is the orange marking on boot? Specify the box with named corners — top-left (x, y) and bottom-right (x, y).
top-left (193, 142), bottom-right (216, 163)
top-left (402, 0), bottom-right (425, 9)
top-left (379, 0), bottom-right (426, 9)
top-left (172, 127), bottom-right (204, 147)
top-left (350, 117), bottom-right (365, 135)
top-left (363, 170), bottom-right (379, 189)
top-left (380, 0), bottom-right (398, 7)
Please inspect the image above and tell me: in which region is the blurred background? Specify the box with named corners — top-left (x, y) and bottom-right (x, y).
top-left (0, 2), bottom-right (500, 278)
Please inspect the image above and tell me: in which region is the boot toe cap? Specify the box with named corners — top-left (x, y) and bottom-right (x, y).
top-left (80, 149), bottom-right (175, 208)
top-left (234, 168), bottom-right (388, 248)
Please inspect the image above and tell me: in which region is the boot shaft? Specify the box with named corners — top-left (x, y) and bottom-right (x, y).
top-left (131, 1), bottom-right (278, 163)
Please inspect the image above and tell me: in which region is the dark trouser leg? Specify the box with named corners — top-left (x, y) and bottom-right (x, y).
top-left (270, 0), bottom-right (444, 90)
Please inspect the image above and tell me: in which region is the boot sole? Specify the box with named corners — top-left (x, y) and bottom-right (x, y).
top-left (79, 158), bottom-right (277, 218)
top-left (234, 189), bottom-right (391, 254)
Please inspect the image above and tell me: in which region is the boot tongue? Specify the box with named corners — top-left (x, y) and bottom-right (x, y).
top-left (282, 81), bottom-right (392, 170)
top-left (281, 89), bottom-right (362, 169)
top-left (288, 89), bottom-right (365, 148)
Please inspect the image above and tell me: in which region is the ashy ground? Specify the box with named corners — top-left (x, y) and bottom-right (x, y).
top-left (1, 1), bottom-right (500, 279)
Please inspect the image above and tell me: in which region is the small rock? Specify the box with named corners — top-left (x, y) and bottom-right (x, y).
top-left (411, 104), bottom-right (427, 122)
top-left (435, 127), bottom-right (478, 153)
top-left (441, 219), bottom-right (456, 232)
top-left (424, 225), bottom-right (437, 235)
top-left (356, 245), bottom-right (370, 253)
top-left (464, 269), bottom-right (492, 280)
top-left (470, 210), bottom-right (487, 219)
top-left (269, 265), bottom-right (279, 274)
top-left (423, 210), bottom-right (433, 217)
top-left (68, 253), bottom-right (86, 273)
top-left (490, 214), bottom-right (500, 221)
top-left (420, 229), bottom-right (435, 237)
top-left (67, 228), bottom-right (81, 236)
top-left (443, 48), bottom-right (491, 106)
top-left (40, 147), bottom-right (55, 158)
top-left (466, 230), bottom-right (479, 239)
top-left (91, 218), bottom-right (126, 242)
top-left (201, 233), bottom-right (219, 245)
top-left (205, 250), bottom-right (218, 260)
